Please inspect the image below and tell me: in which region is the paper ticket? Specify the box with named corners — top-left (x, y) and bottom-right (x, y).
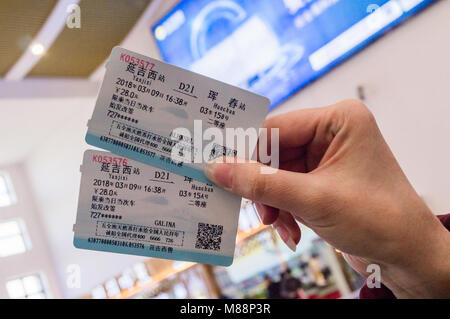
top-left (86, 47), bottom-right (270, 184)
top-left (73, 150), bottom-right (241, 266)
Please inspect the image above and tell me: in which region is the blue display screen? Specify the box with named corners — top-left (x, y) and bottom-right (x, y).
top-left (152, 0), bottom-right (435, 109)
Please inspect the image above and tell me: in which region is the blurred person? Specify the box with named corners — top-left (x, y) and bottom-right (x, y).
top-left (298, 261), bottom-right (312, 286)
top-left (280, 269), bottom-right (303, 299)
top-left (205, 99), bottom-right (450, 299)
top-left (308, 253), bottom-right (327, 287)
top-left (264, 275), bottom-right (281, 299)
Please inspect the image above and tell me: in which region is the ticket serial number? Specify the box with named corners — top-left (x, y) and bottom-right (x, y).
top-left (119, 53), bottom-right (154, 70)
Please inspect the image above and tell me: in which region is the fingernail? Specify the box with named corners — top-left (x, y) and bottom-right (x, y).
top-left (284, 237), bottom-right (297, 253)
top-left (204, 161), bottom-right (233, 189)
top-left (275, 225), bottom-right (297, 252)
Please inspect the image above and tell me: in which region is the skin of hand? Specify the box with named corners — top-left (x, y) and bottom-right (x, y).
top-left (204, 99), bottom-right (450, 298)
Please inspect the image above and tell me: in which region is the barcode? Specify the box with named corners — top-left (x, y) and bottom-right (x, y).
top-left (195, 222), bottom-right (223, 251)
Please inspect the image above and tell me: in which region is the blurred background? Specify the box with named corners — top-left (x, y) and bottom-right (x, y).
top-left (0, 0), bottom-right (449, 299)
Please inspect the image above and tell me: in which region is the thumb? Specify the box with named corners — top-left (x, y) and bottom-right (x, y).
top-left (204, 157), bottom-right (316, 213)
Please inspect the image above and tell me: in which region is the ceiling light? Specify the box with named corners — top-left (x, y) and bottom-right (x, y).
top-left (30, 43), bottom-right (45, 56)
top-left (154, 26), bottom-right (167, 41)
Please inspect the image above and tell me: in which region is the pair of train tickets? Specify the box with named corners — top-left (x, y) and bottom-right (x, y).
top-left (73, 47), bottom-right (270, 266)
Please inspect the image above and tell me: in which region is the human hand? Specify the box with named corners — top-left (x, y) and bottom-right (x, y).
top-left (205, 99), bottom-right (450, 298)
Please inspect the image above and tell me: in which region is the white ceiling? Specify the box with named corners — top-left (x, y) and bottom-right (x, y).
top-left (0, 0), bottom-right (176, 166)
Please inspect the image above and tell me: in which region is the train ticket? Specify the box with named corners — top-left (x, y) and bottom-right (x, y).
top-left (86, 47), bottom-right (270, 184)
top-left (73, 150), bottom-right (241, 266)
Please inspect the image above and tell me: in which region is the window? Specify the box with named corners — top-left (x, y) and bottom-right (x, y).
top-left (0, 173), bottom-right (16, 207)
top-left (6, 274), bottom-right (47, 299)
top-left (91, 285), bottom-right (107, 299)
top-left (0, 220), bottom-right (30, 257)
top-left (105, 278), bottom-right (120, 297)
top-left (118, 268), bottom-right (135, 290)
top-left (133, 262), bottom-right (151, 285)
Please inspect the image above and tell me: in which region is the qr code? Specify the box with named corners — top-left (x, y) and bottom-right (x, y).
top-left (195, 222), bottom-right (223, 251)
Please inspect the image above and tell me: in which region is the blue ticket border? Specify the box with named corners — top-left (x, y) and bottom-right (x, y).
top-left (86, 133), bottom-right (211, 184)
top-left (74, 237), bottom-right (233, 267)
